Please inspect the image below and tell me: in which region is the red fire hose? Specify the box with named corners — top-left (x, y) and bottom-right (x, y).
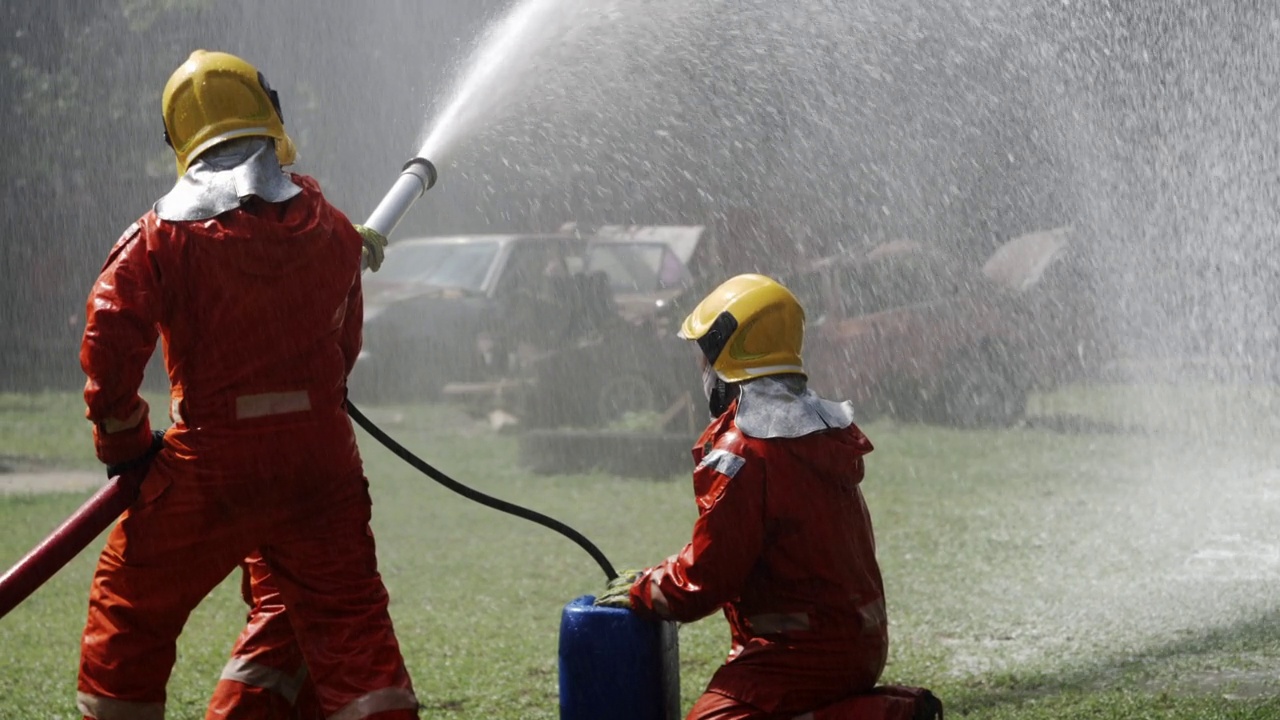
top-left (0, 471), bottom-right (143, 619)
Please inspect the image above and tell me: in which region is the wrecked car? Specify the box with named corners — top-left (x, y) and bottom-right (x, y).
top-left (348, 232), bottom-right (588, 401)
top-left (791, 227), bottom-right (1103, 427)
top-left (350, 228), bottom-right (702, 434)
top-left (519, 236), bottom-right (701, 429)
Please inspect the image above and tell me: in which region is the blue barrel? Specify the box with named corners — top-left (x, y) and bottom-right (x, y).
top-left (558, 595), bottom-right (680, 720)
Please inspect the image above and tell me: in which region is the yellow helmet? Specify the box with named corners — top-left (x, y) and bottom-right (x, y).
top-left (161, 50), bottom-right (297, 177)
top-left (678, 274), bottom-right (806, 382)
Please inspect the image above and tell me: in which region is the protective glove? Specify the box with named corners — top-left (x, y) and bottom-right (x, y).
top-left (593, 568), bottom-right (644, 609)
top-left (354, 224), bottom-right (387, 272)
top-left (105, 430), bottom-right (166, 479)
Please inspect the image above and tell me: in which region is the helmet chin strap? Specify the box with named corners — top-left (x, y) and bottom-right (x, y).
top-left (701, 363), bottom-right (740, 418)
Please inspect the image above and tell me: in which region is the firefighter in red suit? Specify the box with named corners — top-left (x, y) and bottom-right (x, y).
top-left (596, 274), bottom-right (889, 720)
top-left (76, 50), bottom-right (416, 720)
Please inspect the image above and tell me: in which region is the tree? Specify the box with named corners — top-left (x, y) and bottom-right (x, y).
top-left (0, 1), bottom-right (214, 389)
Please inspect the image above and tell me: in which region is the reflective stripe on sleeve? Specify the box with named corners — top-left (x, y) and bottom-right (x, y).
top-left (99, 401), bottom-right (148, 434)
top-left (77, 692), bottom-right (164, 720)
top-left (697, 448), bottom-right (745, 478)
top-left (219, 658), bottom-right (308, 703)
top-left (858, 598), bottom-right (888, 635)
top-left (329, 686), bottom-right (420, 720)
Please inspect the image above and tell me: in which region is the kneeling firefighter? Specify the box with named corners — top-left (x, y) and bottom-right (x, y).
top-left (596, 274), bottom-right (936, 720)
top-left (76, 50), bottom-right (415, 720)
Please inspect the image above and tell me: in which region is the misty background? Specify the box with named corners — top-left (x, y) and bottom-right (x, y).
top-left (2, 0), bottom-right (1276, 390)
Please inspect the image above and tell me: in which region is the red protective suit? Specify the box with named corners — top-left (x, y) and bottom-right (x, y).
top-left (628, 398), bottom-right (887, 719)
top-left (77, 175), bottom-right (418, 720)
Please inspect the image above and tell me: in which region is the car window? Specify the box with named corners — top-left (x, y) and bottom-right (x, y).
top-left (586, 243), bottom-right (690, 293)
top-left (376, 241), bottom-right (500, 292)
top-left (500, 242), bottom-right (575, 296)
top-left (657, 246), bottom-right (692, 289)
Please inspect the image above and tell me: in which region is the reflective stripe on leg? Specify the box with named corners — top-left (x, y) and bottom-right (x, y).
top-left (77, 692), bottom-right (164, 720)
top-left (219, 657), bottom-right (308, 704)
top-left (329, 687), bottom-right (420, 720)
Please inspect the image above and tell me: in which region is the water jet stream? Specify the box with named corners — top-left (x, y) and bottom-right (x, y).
top-left (417, 0), bottom-right (610, 164)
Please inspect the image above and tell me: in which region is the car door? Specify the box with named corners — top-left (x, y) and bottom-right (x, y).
top-left (494, 239), bottom-right (583, 348)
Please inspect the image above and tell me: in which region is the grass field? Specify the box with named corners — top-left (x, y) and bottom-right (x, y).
top-left (2, 382), bottom-right (1279, 719)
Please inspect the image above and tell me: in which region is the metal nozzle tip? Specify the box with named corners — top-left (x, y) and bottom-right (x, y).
top-left (404, 157), bottom-right (438, 191)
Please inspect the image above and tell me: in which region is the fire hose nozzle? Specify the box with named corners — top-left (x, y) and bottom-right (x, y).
top-left (404, 156), bottom-right (438, 192)
top-left (363, 157), bottom-right (439, 239)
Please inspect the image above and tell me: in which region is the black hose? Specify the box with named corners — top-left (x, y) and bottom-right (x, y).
top-left (346, 401), bottom-right (618, 581)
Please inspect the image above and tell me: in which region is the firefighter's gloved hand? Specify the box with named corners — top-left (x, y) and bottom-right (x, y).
top-left (105, 430), bottom-right (166, 479)
top-left (594, 568), bottom-right (644, 609)
top-left (354, 224), bottom-right (387, 272)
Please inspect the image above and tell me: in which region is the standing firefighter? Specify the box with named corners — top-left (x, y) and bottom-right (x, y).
top-left (76, 50), bottom-right (415, 720)
top-left (596, 274), bottom-right (898, 720)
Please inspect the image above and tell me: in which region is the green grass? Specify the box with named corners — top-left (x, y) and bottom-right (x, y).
top-left (2, 384), bottom-right (1280, 718)
top-left (0, 390), bottom-right (171, 470)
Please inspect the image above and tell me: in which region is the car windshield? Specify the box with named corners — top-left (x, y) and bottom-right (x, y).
top-left (374, 241), bottom-right (500, 291)
top-left (586, 243), bottom-right (690, 293)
